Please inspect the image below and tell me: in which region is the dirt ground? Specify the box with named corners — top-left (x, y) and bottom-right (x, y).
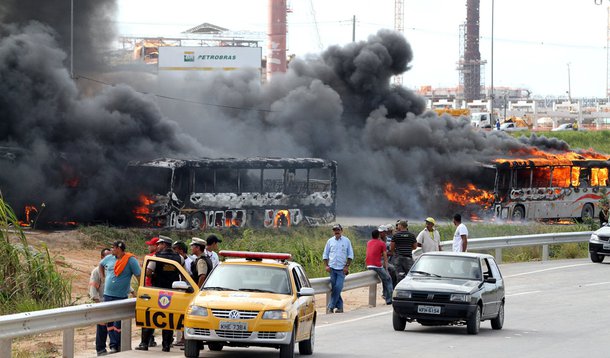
top-left (12, 230), bottom-right (383, 357)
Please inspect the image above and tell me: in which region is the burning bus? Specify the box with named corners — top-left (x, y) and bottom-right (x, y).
top-left (126, 157), bottom-right (337, 229)
top-left (445, 149), bottom-right (610, 222)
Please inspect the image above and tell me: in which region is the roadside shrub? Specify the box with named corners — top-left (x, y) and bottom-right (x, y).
top-left (0, 194), bottom-right (71, 315)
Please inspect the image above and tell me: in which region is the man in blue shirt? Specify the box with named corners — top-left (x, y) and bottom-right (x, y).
top-left (323, 224), bottom-right (354, 314)
top-left (99, 241), bottom-right (141, 354)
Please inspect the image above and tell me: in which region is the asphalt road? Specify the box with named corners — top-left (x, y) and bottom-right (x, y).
top-left (93, 258), bottom-right (610, 358)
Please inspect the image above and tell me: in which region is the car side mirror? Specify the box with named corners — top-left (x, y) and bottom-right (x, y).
top-left (172, 281), bottom-right (194, 293)
top-left (484, 277), bottom-right (497, 284)
top-left (298, 287), bottom-right (315, 297)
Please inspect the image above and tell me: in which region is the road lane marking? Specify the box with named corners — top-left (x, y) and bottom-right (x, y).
top-left (504, 263), bottom-right (590, 278)
top-left (584, 282), bottom-right (610, 287)
top-left (317, 309), bottom-right (392, 329)
top-left (506, 291), bottom-right (541, 297)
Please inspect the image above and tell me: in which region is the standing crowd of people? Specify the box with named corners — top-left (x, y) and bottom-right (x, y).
top-left (89, 214), bottom-right (470, 355)
top-left (90, 234), bottom-right (222, 356)
top-left (327, 213), bottom-right (468, 313)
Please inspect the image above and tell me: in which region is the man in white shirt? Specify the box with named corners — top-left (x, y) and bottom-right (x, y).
top-left (416, 217), bottom-right (441, 253)
top-left (452, 214), bottom-right (468, 252)
top-left (204, 234), bottom-right (222, 268)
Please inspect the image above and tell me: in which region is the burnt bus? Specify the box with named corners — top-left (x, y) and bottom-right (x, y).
top-left (490, 158), bottom-right (610, 221)
top-left (126, 157), bottom-right (337, 229)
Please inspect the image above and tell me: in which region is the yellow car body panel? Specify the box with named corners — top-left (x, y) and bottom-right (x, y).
top-left (134, 253), bottom-right (316, 350)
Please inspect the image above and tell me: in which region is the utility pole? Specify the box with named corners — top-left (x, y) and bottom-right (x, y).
top-left (70, 0), bottom-right (74, 79)
top-left (352, 15), bottom-right (356, 42)
top-left (490, 0), bottom-right (495, 125)
top-left (567, 62), bottom-right (572, 102)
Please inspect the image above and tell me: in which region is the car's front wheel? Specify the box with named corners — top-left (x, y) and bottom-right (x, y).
top-left (591, 251), bottom-right (605, 263)
top-left (184, 339), bottom-right (200, 358)
top-left (392, 311), bottom-right (406, 331)
top-left (491, 301), bottom-right (504, 330)
top-left (466, 306), bottom-right (481, 335)
top-left (298, 321), bottom-right (315, 355)
top-left (279, 325), bottom-right (296, 358)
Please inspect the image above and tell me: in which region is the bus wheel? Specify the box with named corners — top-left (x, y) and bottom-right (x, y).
top-left (188, 212), bottom-right (206, 231)
top-left (581, 203), bottom-right (594, 221)
top-left (512, 206), bottom-right (525, 221)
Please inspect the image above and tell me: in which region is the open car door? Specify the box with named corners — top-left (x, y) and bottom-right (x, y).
top-left (135, 256), bottom-right (199, 331)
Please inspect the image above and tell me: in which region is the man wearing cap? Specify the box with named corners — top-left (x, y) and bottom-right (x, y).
top-left (204, 234), bottom-right (222, 269)
top-left (137, 236), bottom-right (183, 352)
top-left (366, 229), bottom-right (393, 305)
top-left (322, 224), bottom-right (354, 314)
top-left (144, 237), bottom-right (160, 287)
top-left (390, 220), bottom-right (417, 282)
top-left (190, 237), bottom-right (214, 287)
top-left (416, 217), bottom-right (442, 253)
top-left (99, 241), bottom-right (141, 353)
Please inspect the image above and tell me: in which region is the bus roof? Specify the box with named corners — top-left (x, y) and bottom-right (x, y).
top-left (494, 158), bottom-right (610, 169)
top-left (127, 157), bottom-right (337, 170)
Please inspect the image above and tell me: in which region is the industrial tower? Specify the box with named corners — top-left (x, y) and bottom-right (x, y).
top-left (393, 0), bottom-right (404, 86)
top-left (267, 0), bottom-right (288, 80)
top-left (458, 0), bottom-right (486, 101)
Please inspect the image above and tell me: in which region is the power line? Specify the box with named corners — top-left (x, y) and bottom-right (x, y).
top-left (76, 75), bottom-right (273, 113)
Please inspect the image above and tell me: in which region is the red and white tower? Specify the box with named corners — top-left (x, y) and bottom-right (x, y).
top-left (267, 0), bottom-right (287, 81)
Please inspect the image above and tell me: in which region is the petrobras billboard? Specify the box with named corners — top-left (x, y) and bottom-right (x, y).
top-left (158, 46), bottom-right (262, 71)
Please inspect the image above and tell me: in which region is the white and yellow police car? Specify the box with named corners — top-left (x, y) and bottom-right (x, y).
top-left (135, 250), bottom-right (316, 358)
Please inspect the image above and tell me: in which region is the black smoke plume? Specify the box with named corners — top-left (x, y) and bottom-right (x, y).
top-left (0, 2), bottom-right (575, 224)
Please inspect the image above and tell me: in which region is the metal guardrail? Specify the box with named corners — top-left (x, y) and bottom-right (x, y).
top-left (0, 230), bottom-right (594, 358)
top-left (438, 231), bottom-right (592, 263)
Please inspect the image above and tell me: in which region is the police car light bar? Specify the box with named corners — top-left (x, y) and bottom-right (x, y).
top-left (219, 250), bottom-right (292, 261)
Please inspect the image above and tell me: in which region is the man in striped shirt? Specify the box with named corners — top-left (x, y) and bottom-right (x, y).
top-left (390, 220), bottom-right (417, 282)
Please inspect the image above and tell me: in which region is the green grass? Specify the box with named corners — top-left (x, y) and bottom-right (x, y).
top-left (80, 221), bottom-right (592, 277)
top-left (511, 130), bottom-right (610, 154)
top-left (0, 195), bottom-right (72, 315)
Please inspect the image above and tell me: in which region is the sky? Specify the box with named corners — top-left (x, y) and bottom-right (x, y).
top-left (116, 0), bottom-right (610, 99)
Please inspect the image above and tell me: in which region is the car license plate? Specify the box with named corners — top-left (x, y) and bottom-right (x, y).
top-left (219, 321), bottom-right (248, 331)
top-left (603, 243), bottom-right (610, 250)
top-left (417, 305), bottom-right (441, 315)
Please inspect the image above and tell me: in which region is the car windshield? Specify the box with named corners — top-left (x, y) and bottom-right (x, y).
top-left (203, 264), bottom-right (291, 294)
top-left (409, 255), bottom-right (481, 280)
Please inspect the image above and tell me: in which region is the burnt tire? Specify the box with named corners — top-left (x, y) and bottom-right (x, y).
top-left (279, 325), bottom-right (296, 358)
top-left (582, 203), bottom-right (595, 222)
top-left (188, 212), bottom-right (206, 231)
top-left (392, 311), bottom-right (407, 331)
top-left (184, 339), bottom-right (200, 358)
top-left (512, 206), bottom-right (525, 221)
top-left (207, 342), bottom-right (223, 351)
top-left (298, 322), bottom-right (315, 355)
top-left (491, 301), bottom-right (504, 330)
top-left (591, 251), bottom-right (605, 263)
top-left (466, 305), bottom-right (481, 335)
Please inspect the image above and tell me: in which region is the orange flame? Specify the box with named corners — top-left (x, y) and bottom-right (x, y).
top-left (274, 210), bottom-right (290, 227)
top-left (133, 194), bottom-right (154, 224)
top-left (496, 148), bottom-right (610, 167)
top-left (18, 205), bottom-right (38, 227)
top-left (444, 183), bottom-right (494, 209)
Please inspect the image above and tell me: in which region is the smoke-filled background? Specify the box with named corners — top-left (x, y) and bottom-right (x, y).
top-left (0, 1), bottom-right (573, 223)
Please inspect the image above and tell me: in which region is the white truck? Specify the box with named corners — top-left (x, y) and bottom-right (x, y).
top-left (470, 112), bottom-right (492, 128)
